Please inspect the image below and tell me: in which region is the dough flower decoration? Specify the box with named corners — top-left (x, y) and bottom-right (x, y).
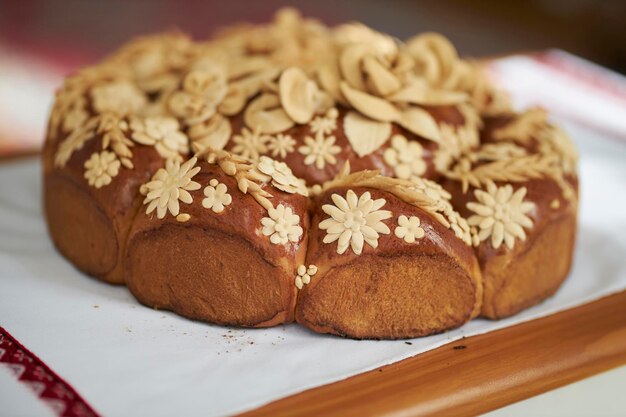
top-left (295, 264), bottom-right (318, 289)
top-left (408, 175), bottom-right (461, 227)
top-left (256, 156), bottom-right (308, 196)
top-left (98, 113), bottom-right (135, 169)
top-left (91, 80), bottom-right (147, 115)
top-left (279, 67), bottom-right (333, 126)
top-left (130, 116), bottom-right (189, 160)
top-left (84, 151), bottom-right (121, 188)
top-left (442, 204), bottom-right (473, 246)
top-left (202, 179), bottom-right (232, 213)
top-left (244, 92), bottom-right (296, 134)
top-left (298, 132), bottom-right (341, 170)
top-left (62, 97), bottom-right (88, 134)
top-left (231, 127), bottom-right (270, 162)
top-left (142, 157), bottom-right (201, 219)
top-left (537, 125), bottom-right (578, 176)
top-left (188, 114), bottom-right (232, 154)
top-left (433, 122), bottom-right (480, 175)
top-left (394, 215), bottom-right (425, 243)
top-left (491, 108), bottom-right (547, 145)
top-left (319, 33), bottom-right (471, 142)
top-left (205, 149), bottom-right (274, 211)
top-left (319, 190), bottom-right (392, 255)
top-left (168, 67), bottom-right (228, 125)
top-left (383, 134), bottom-right (426, 179)
top-left (343, 111), bottom-right (391, 157)
top-left (409, 176), bottom-right (451, 202)
top-left (309, 108), bottom-right (338, 135)
top-left (267, 133), bottom-right (296, 159)
top-left (467, 181), bottom-right (535, 250)
top-left (54, 118), bottom-right (99, 167)
top-left (261, 204), bottom-right (303, 245)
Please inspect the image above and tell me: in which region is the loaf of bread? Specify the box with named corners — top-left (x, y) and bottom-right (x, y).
top-left (43, 8), bottom-right (578, 338)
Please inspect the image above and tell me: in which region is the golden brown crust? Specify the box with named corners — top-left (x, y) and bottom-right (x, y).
top-left (296, 253), bottom-right (478, 339)
top-left (45, 174), bottom-right (119, 278)
top-left (296, 186), bottom-right (482, 338)
top-left (444, 170), bottom-right (578, 318)
top-left (480, 209), bottom-right (576, 318)
top-left (44, 135), bottom-right (164, 284)
top-left (125, 225), bottom-right (296, 327)
top-left (124, 160), bottom-right (308, 326)
top-left (438, 108), bottom-right (579, 318)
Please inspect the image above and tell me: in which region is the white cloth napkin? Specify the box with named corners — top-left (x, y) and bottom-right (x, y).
top-left (1, 53), bottom-right (626, 417)
top-left (488, 50), bottom-right (626, 140)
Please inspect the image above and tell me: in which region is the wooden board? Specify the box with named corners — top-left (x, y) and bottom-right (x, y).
top-left (239, 290), bottom-right (626, 417)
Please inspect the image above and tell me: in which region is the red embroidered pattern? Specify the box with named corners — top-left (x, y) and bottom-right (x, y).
top-left (0, 326), bottom-right (99, 417)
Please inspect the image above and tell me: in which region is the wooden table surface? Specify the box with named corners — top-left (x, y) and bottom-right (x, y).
top-left (240, 290), bottom-right (626, 417)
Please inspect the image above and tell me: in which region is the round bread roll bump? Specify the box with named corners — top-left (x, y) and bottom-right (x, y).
top-left (44, 110), bottom-right (168, 284)
top-left (438, 109), bottom-right (579, 318)
top-left (124, 151), bottom-right (310, 327)
top-left (296, 170), bottom-right (482, 339)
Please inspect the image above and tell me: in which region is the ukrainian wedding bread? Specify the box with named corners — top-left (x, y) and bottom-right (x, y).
top-left (43, 9), bottom-right (578, 338)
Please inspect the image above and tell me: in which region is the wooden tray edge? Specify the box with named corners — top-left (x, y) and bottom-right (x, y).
top-left (239, 290), bottom-right (626, 417)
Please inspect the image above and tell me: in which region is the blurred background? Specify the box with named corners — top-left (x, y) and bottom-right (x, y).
top-left (2, 0), bottom-right (626, 72)
top-left (1, 0), bottom-right (626, 155)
